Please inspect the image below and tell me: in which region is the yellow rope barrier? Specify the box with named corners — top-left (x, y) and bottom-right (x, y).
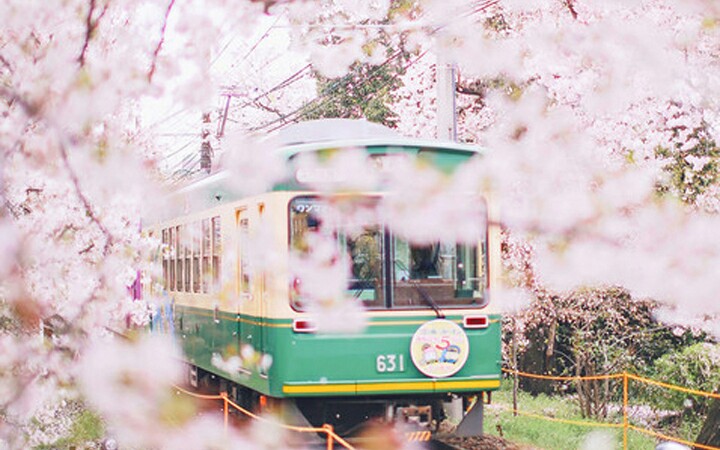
top-left (628, 425), bottom-right (720, 450)
top-left (626, 373), bottom-right (720, 400)
top-left (173, 385), bottom-right (356, 449)
top-left (173, 384), bottom-right (225, 400)
top-left (501, 368), bottom-right (624, 381)
top-left (494, 404), bottom-right (623, 429)
top-left (173, 371), bottom-right (720, 450)
top-left (222, 396), bottom-right (355, 449)
top-left (499, 370), bottom-right (720, 450)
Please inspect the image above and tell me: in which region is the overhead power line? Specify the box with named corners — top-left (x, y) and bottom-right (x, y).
top-left (171, 0), bottom-right (501, 180)
top-left (250, 0), bottom-right (500, 135)
top-left (216, 63), bottom-right (312, 137)
top-left (250, 49), bottom-right (406, 133)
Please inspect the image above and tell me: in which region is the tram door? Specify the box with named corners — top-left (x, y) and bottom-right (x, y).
top-left (236, 209), bottom-right (251, 360)
top-left (236, 205), bottom-right (267, 374)
top-left (256, 203), bottom-right (267, 376)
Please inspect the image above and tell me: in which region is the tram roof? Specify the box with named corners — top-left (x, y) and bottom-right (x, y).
top-left (167, 120), bottom-right (485, 213)
top-left (278, 137), bottom-right (481, 159)
top-left (272, 118), bottom-right (482, 157)
top-left (174, 135), bottom-right (482, 195)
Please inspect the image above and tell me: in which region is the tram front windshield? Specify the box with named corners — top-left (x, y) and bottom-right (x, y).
top-left (289, 197), bottom-right (487, 310)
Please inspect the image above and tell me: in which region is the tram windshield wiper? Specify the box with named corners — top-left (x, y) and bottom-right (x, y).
top-left (394, 259), bottom-right (445, 319)
top-left (349, 278), bottom-right (374, 300)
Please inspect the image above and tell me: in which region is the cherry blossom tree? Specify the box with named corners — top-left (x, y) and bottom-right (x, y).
top-left (0, 0), bottom-right (269, 447)
top-left (3, 0), bottom-right (720, 448)
top-left (392, 0), bottom-right (720, 331)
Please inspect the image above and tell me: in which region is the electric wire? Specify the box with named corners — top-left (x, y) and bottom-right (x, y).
top-left (249, 48), bottom-right (405, 133)
top-left (250, 0), bottom-right (498, 135)
top-left (157, 14), bottom-right (285, 170)
top-left (172, 0), bottom-right (499, 179)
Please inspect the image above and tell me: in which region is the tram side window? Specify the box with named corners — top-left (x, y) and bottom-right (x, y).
top-left (184, 225), bottom-right (191, 292)
top-left (169, 227), bottom-right (177, 291)
top-left (162, 229), bottom-right (169, 291)
top-left (239, 218), bottom-right (250, 294)
top-left (174, 225), bottom-right (182, 292)
top-left (202, 219), bottom-right (210, 293)
top-left (192, 221), bottom-right (201, 293)
top-left (212, 216), bottom-right (221, 288)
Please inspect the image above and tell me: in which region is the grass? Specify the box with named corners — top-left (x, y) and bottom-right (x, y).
top-left (37, 410), bottom-right (105, 450)
top-left (482, 382), bottom-right (659, 449)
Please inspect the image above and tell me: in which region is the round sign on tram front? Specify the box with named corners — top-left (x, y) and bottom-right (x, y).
top-left (410, 319), bottom-right (470, 378)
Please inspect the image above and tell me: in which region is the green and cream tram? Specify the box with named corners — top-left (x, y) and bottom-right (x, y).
top-left (149, 119), bottom-right (502, 436)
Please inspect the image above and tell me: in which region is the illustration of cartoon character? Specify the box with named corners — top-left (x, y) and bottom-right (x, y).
top-left (436, 338), bottom-right (462, 364)
top-left (421, 343), bottom-right (439, 365)
top-left (440, 345), bottom-right (461, 363)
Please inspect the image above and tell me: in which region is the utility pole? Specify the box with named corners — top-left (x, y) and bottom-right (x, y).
top-left (438, 51), bottom-right (468, 430)
top-left (436, 53), bottom-right (457, 142)
top-left (216, 94), bottom-right (232, 139)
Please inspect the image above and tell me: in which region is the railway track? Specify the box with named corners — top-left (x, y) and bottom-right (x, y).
top-left (301, 438), bottom-right (462, 450)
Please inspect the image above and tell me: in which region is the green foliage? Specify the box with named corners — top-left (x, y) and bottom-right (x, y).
top-left (301, 54), bottom-right (408, 127)
top-left (655, 125), bottom-right (720, 205)
top-left (643, 343), bottom-right (720, 416)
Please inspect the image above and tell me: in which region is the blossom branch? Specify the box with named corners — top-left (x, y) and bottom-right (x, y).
top-left (0, 85), bottom-right (116, 255)
top-left (78, 0), bottom-right (110, 67)
top-left (564, 0), bottom-right (578, 19)
top-left (0, 85), bottom-right (39, 116)
top-left (148, 0), bottom-right (177, 83)
top-left (0, 53), bottom-right (13, 73)
top-left (58, 141), bottom-right (115, 255)
top-left (2, 199), bottom-right (22, 219)
top-left (253, 100), bottom-right (284, 118)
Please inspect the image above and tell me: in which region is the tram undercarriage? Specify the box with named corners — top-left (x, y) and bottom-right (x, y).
top-left (190, 364), bottom-right (485, 439)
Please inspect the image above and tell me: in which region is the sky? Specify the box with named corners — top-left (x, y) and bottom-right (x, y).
top-left (140, 10), bottom-right (313, 179)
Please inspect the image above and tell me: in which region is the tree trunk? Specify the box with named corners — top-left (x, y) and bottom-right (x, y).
top-left (695, 397), bottom-right (720, 449)
top-left (512, 317), bottom-right (518, 417)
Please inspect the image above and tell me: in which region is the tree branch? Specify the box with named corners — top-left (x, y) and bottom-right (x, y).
top-left (0, 85), bottom-right (39, 116)
top-left (58, 142), bottom-right (115, 255)
top-left (148, 0), bottom-right (177, 83)
top-left (78, 242), bottom-right (96, 255)
top-left (564, 0), bottom-right (578, 20)
top-left (78, 0), bottom-right (110, 67)
top-left (253, 100), bottom-right (284, 118)
top-left (0, 53), bottom-right (13, 74)
top-left (0, 85), bottom-right (115, 255)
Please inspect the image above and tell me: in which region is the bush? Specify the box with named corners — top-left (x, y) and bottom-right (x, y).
top-left (645, 343), bottom-right (720, 415)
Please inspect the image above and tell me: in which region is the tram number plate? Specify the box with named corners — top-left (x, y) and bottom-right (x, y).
top-left (376, 354), bottom-right (405, 373)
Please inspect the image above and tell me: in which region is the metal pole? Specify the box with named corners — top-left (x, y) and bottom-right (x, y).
top-left (436, 54), bottom-right (457, 142)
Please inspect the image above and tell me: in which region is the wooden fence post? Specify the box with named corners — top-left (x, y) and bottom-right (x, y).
top-left (222, 393), bottom-right (229, 434)
top-left (623, 373), bottom-right (629, 450)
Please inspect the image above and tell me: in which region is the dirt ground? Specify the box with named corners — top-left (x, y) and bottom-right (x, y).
top-left (438, 435), bottom-right (535, 450)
